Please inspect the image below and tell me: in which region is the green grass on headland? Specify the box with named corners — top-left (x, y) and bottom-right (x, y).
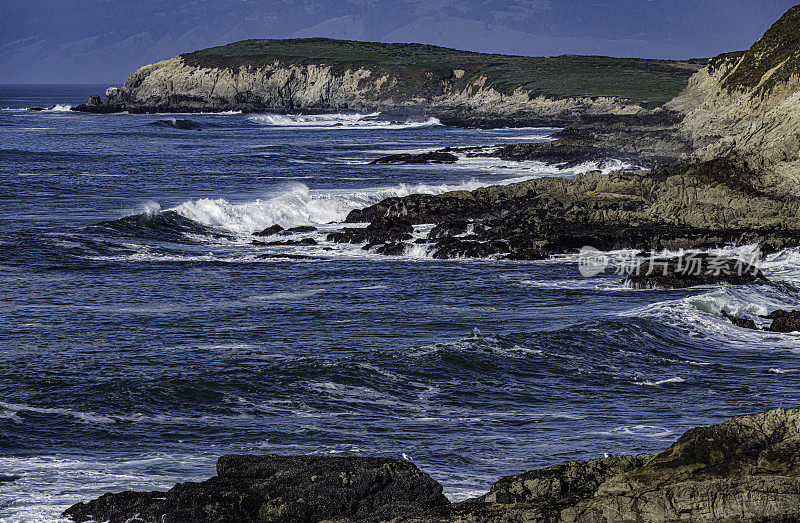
top-left (182, 38), bottom-right (704, 106)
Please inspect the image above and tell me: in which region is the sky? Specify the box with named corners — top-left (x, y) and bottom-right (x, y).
top-left (1, 0), bottom-right (797, 84)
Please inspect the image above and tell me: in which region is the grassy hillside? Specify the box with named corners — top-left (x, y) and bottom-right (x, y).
top-left (722, 4), bottom-right (800, 95)
top-left (181, 38), bottom-right (704, 106)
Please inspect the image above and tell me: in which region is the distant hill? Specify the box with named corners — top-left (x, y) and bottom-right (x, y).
top-left (76, 38), bottom-right (703, 126)
top-left (182, 38), bottom-right (704, 104)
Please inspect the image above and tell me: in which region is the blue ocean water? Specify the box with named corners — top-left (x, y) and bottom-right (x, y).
top-left (1, 85), bottom-right (799, 522)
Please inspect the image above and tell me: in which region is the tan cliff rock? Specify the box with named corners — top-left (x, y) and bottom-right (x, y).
top-left (75, 39), bottom-right (699, 126)
top-left (666, 5), bottom-right (800, 196)
top-left (95, 56), bottom-right (641, 124)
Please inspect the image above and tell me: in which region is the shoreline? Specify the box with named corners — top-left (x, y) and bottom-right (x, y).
top-left (62, 407), bottom-right (800, 522)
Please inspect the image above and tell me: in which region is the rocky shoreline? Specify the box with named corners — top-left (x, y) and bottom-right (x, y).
top-left (317, 6), bottom-right (800, 268)
top-left (63, 407), bottom-right (800, 522)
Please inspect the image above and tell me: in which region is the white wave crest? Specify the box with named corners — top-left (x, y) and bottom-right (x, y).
top-left (47, 104), bottom-right (72, 112)
top-left (169, 154), bottom-right (633, 235)
top-left (634, 377), bottom-right (686, 386)
top-left (171, 179), bottom-right (491, 233)
top-left (248, 112), bottom-right (442, 130)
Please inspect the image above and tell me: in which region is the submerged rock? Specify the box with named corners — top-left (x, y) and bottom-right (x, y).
top-left (370, 152), bottom-right (458, 165)
top-left (624, 254), bottom-right (766, 289)
top-left (252, 238), bottom-right (317, 246)
top-left (148, 118), bottom-right (203, 130)
top-left (721, 309), bottom-right (800, 332)
top-left (722, 310), bottom-right (758, 330)
top-left (63, 454), bottom-right (449, 523)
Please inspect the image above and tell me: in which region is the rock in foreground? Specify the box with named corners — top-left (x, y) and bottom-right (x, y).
top-left (63, 455), bottom-right (449, 523)
top-left (64, 408), bottom-right (800, 522)
top-left (424, 408), bottom-right (800, 522)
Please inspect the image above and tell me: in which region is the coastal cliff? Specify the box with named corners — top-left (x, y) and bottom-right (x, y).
top-left (74, 39), bottom-right (701, 127)
top-left (62, 408), bottom-right (800, 522)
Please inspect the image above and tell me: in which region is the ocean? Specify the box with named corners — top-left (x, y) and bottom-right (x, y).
top-left (1, 84), bottom-right (799, 522)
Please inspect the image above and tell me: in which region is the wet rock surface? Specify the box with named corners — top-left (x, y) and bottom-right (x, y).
top-left (253, 224), bottom-right (285, 237)
top-left (334, 162), bottom-right (800, 260)
top-left (327, 217), bottom-right (414, 247)
top-left (252, 238), bottom-right (318, 246)
top-left (624, 254), bottom-right (766, 289)
top-left (724, 309), bottom-right (800, 332)
top-left (764, 309), bottom-right (800, 333)
top-left (370, 152), bottom-right (458, 165)
top-left (64, 408), bottom-right (800, 522)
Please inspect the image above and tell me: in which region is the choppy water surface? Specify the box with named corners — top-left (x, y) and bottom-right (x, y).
top-left (1, 85), bottom-right (799, 522)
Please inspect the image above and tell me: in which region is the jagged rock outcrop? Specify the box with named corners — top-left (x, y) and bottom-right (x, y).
top-left (62, 455), bottom-right (449, 523)
top-left (332, 163), bottom-right (800, 260)
top-left (73, 39), bottom-right (700, 127)
top-left (370, 152), bottom-right (458, 165)
top-left (63, 408), bottom-right (800, 522)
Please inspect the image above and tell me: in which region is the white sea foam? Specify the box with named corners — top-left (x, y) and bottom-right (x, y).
top-left (171, 180), bottom-right (483, 233)
top-left (0, 402), bottom-right (117, 425)
top-left (170, 156), bottom-right (630, 236)
top-left (248, 112), bottom-right (442, 129)
top-left (633, 377), bottom-right (686, 386)
top-left (768, 368), bottom-right (798, 374)
top-left (0, 454), bottom-right (213, 522)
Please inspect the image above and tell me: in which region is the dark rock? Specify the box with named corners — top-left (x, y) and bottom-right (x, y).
top-left (722, 310), bottom-right (758, 330)
top-left (148, 119), bottom-right (203, 130)
top-left (370, 152), bottom-right (458, 165)
top-left (327, 217), bottom-right (414, 245)
top-left (428, 221), bottom-right (468, 239)
top-left (252, 238), bottom-right (317, 246)
top-left (63, 454), bottom-right (449, 523)
top-left (764, 309), bottom-right (800, 333)
top-left (375, 242), bottom-right (407, 256)
top-left (253, 224), bottom-right (284, 237)
top-left (27, 107), bottom-right (45, 111)
top-left (286, 225), bottom-right (317, 233)
top-left (74, 95), bottom-right (120, 113)
top-left (430, 238), bottom-right (510, 259)
top-left (624, 254), bottom-right (766, 289)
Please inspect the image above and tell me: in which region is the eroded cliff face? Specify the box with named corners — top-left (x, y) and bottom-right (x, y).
top-left (666, 5), bottom-right (800, 196)
top-left (83, 55), bottom-right (644, 126)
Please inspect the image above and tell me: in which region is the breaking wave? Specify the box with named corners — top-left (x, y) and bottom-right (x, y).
top-left (171, 180), bottom-right (489, 234)
top-left (248, 112), bottom-right (442, 130)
